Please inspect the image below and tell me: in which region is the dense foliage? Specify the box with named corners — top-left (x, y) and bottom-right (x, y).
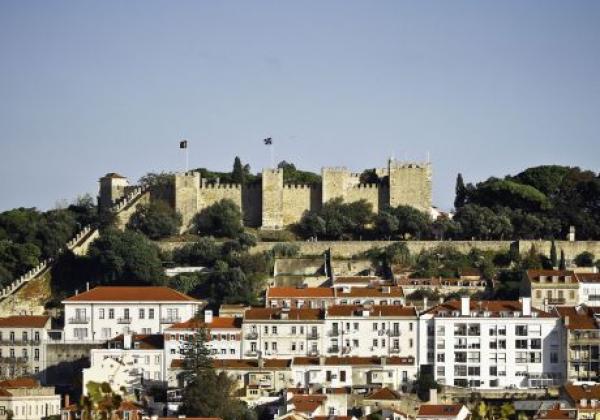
top-left (453, 165), bottom-right (600, 239)
top-left (192, 199), bottom-right (244, 238)
top-left (277, 161), bottom-right (321, 185)
top-left (127, 201), bottom-right (182, 240)
top-left (0, 196), bottom-right (98, 286)
top-left (296, 198), bottom-right (374, 239)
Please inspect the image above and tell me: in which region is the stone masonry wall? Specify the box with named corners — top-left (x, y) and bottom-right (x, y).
top-left (388, 161), bottom-right (432, 212)
top-left (174, 173), bottom-right (200, 231)
top-left (262, 169), bottom-right (284, 229)
top-left (281, 185), bottom-right (321, 226)
top-left (345, 184), bottom-right (381, 213)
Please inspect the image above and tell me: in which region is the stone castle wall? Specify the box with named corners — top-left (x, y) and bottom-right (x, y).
top-left (104, 159), bottom-right (433, 231)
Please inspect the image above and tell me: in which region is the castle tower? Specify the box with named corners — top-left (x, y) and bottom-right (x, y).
top-left (174, 172), bottom-right (201, 232)
top-left (98, 173), bottom-right (129, 210)
top-left (261, 168), bottom-right (284, 229)
top-left (321, 167), bottom-right (350, 204)
top-left (388, 159), bottom-right (432, 212)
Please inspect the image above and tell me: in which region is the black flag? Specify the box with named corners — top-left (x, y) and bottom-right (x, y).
top-left (180, 140), bottom-right (188, 149)
top-left (263, 137), bottom-right (272, 145)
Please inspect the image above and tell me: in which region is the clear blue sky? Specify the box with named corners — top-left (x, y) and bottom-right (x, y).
top-left (1, 1), bottom-right (599, 212)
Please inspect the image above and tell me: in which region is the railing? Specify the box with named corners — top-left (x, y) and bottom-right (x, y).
top-left (0, 340), bottom-right (41, 346)
top-left (307, 332), bottom-right (319, 340)
top-left (328, 330), bottom-right (339, 337)
top-left (245, 350), bottom-right (258, 357)
top-left (546, 298), bottom-right (566, 305)
top-left (160, 317), bottom-right (181, 324)
top-left (117, 318), bottom-right (132, 324)
top-left (328, 346), bottom-right (339, 353)
top-left (68, 317), bottom-right (89, 324)
top-left (0, 357), bottom-right (28, 363)
top-left (388, 330), bottom-right (401, 337)
top-left (390, 347), bottom-right (400, 353)
top-left (246, 332), bottom-right (258, 340)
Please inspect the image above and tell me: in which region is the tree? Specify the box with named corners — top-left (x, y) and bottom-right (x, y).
top-left (180, 324), bottom-right (255, 420)
top-left (574, 251), bottom-right (595, 267)
top-left (454, 173), bottom-right (467, 209)
top-left (193, 199), bottom-right (243, 238)
top-left (414, 370), bottom-right (439, 401)
top-left (559, 249), bottom-right (566, 270)
top-left (127, 201), bottom-right (182, 240)
top-left (173, 237), bottom-right (222, 266)
top-left (232, 156), bottom-right (245, 184)
top-left (550, 240), bottom-right (558, 267)
top-left (87, 229), bottom-right (166, 285)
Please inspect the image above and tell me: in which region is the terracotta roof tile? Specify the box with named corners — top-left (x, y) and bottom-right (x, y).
top-left (0, 378), bottom-right (40, 389)
top-left (267, 287), bottom-right (335, 298)
top-left (64, 286), bottom-right (200, 302)
top-left (536, 408), bottom-right (576, 420)
top-left (291, 395), bottom-right (326, 413)
top-left (564, 384), bottom-right (600, 408)
top-left (526, 270), bottom-right (578, 283)
top-left (365, 387), bottom-right (403, 400)
top-left (577, 273), bottom-right (600, 284)
top-left (108, 334), bottom-right (164, 350)
top-left (424, 299), bottom-right (555, 318)
top-left (417, 404), bottom-right (464, 417)
top-left (336, 286), bottom-right (404, 298)
top-left (244, 308), bottom-right (323, 321)
top-left (167, 316), bottom-right (242, 330)
top-left (0, 315), bottom-right (50, 328)
top-left (326, 305), bottom-right (416, 317)
top-left (556, 306), bottom-right (599, 330)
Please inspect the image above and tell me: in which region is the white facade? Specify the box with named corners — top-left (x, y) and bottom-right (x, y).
top-left (578, 272), bottom-right (600, 306)
top-left (0, 380), bottom-right (61, 420)
top-left (324, 306), bottom-right (418, 359)
top-left (62, 287), bottom-right (203, 342)
top-left (418, 297), bottom-right (564, 389)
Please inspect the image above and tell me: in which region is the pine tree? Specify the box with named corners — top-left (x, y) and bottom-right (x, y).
top-left (550, 240), bottom-right (558, 268)
top-left (232, 156), bottom-right (245, 184)
top-left (454, 173), bottom-right (467, 209)
top-left (183, 325), bottom-right (213, 381)
top-left (559, 249), bottom-right (566, 270)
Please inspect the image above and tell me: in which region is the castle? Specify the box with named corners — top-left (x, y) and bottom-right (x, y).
top-left (99, 159), bottom-right (432, 231)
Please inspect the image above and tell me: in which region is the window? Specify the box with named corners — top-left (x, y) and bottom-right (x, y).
top-left (373, 339), bottom-right (378, 348)
top-left (373, 323), bottom-right (378, 331)
top-left (272, 342), bottom-right (277, 351)
top-left (529, 352), bottom-right (541, 363)
top-left (530, 339), bottom-right (541, 349)
top-left (109, 309), bottom-right (115, 319)
top-left (22, 332), bottom-right (28, 342)
top-left (74, 328), bottom-right (88, 339)
top-left (409, 322), bottom-right (414, 331)
top-left (291, 326), bottom-right (296, 335)
top-left (99, 309), bottom-right (105, 319)
top-left (101, 328), bottom-right (111, 339)
top-left (340, 370), bottom-right (346, 382)
top-left (155, 355), bottom-right (160, 364)
top-left (454, 365), bottom-right (467, 376)
top-left (149, 309), bottom-right (155, 319)
top-left (437, 354), bottom-right (445, 362)
top-left (139, 309), bottom-right (145, 319)
top-left (551, 352), bottom-right (558, 363)
top-left (272, 326), bottom-right (277, 335)
top-left (490, 366), bottom-right (497, 376)
top-left (437, 366), bottom-right (445, 376)
top-left (124, 309), bottom-right (130, 319)
top-left (264, 326), bottom-right (268, 334)
top-left (516, 340), bottom-right (528, 349)
top-left (535, 290), bottom-right (542, 299)
top-left (516, 352), bottom-right (527, 363)
top-left (34, 331), bottom-right (40, 341)
top-left (468, 366), bottom-right (480, 376)
top-left (454, 352), bottom-right (467, 363)
top-left (516, 325), bottom-right (528, 336)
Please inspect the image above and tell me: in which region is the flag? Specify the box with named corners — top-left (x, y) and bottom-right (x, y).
top-left (263, 137), bottom-right (272, 145)
top-left (180, 140), bottom-right (188, 149)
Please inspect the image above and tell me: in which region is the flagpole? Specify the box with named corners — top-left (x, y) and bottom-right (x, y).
top-left (270, 143), bottom-right (274, 169)
top-left (186, 145), bottom-right (189, 172)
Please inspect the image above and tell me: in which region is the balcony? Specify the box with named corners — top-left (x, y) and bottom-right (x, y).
top-left (68, 317), bottom-right (89, 324)
top-left (546, 298), bottom-right (566, 305)
top-left (307, 332), bottom-right (319, 340)
top-left (0, 340), bottom-right (41, 346)
top-left (390, 347), bottom-right (400, 353)
top-left (308, 349), bottom-right (319, 357)
top-left (117, 318), bottom-right (132, 324)
top-left (328, 346), bottom-right (339, 353)
top-left (0, 357), bottom-right (28, 363)
top-left (329, 330), bottom-right (340, 337)
top-left (160, 317), bottom-right (181, 324)
top-left (245, 350), bottom-right (258, 357)
top-left (246, 331), bottom-right (258, 340)
top-left (388, 330), bottom-right (401, 337)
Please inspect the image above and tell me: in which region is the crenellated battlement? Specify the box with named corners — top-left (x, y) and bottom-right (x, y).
top-left (322, 166), bottom-right (348, 173)
top-left (200, 183), bottom-right (242, 190)
top-left (283, 184), bottom-right (316, 190)
top-left (350, 183), bottom-right (380, 189)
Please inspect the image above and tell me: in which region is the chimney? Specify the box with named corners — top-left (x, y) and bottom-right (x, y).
top-left (151, 416), bottom-right (158, 420)
top-left (124, 333), bottom-right (132, 350)
top-left (204, 310), bottom-right (213, 324)
top-left (581, 399), bottom-right (587, 407)
top-left (423, 297), bottom-right (428, 310)
top-left (461, 296), bottom-right (470, 316)
top-left (564, 316), bottom-right (570, 327)
top-left (429, 388), bottom-right (438, 404)
top-left (64, 394), bottom-right (70, 408)
top-left (319, 356), bottom-right (326, 366)
top-left (521, 297), bottom-right (531, 317)
top-left (86, 282), bottom-right (90, 291)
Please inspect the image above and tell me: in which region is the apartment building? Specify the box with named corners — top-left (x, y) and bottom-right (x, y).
top-left (0, 316), bottom-right (51, 382)
top-left (557, 306), bottom-right (600, 383)
top-left (324, 305), bottom-right (417, 359)
top-left (578, 273), bottom-right (600, 306)
top-left (525, 270), bottom-right (579, 311)
top-left (563, 384), bottom-right (600, 420)
top-left (242, 308), bottom-right (325, 358)
top-left (0, 378), bottom-right (61, 420)
top-left (82, 334), bottom-right (166, 394)
top-left (291, 356), bottom-right (417, 392)
top-left (62, 286), bottom-right (204, 342)
top-left (265, 286), bottom-right (406, 309)
top-left (397, 277), bottom-right (488, 296)
top-left (164, 310), bottom-right (243, 367)
top-left (419, 297), bottom-right (564, 389)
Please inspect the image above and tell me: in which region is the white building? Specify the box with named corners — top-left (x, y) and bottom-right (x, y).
top-left (416, 404), bottom-right (471, 420)
top-left (62, 286), bottom-right (204, 342)
top-left (418, 297), bottom-right (564, 389)
top-left (82, 334), bottom-right (166, 395)
top-left (265, 286), bottom-right (406, 309)
top-left (291, 356), bottom-right (417, 392)
top-left (0, 316), bottom-right (51, 382)
top-left (164, 310), bottom-right (243, 368)
top-left (324, 305), bottom-right (418, 359)
top-left (578, 273), bottom-right (600, 306)
top-left (0, 378), bottom-right (61, 420)
top-left (242, 308), bottom-right (325, 359)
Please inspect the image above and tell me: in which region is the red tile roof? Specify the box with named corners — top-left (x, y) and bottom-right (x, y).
top-left (0, 316), bottom-right (50, 328)
top-left (244, 308), bottom-right (323, 321)
top-left (424, 300), bottom-right (555, 318)
top-left (108, 334), bottom-right (164, 350)
top-left (556, 306), bottom-right (600, 330)
top-left (336, 286), bottom-right (404, 298)
top-left (326, 305), bottom-right (416, 317)
top-left (291, 395), bottom-right (327, 413)
top-left (417, 404), bottom-right (464, 417)
top-left (167, 316), bottom-right (242, 330)
top-left (0, 378), bottom-right (40, 389)
top-left (365, 387), bottom-right (403, 400)
top-left (64, 286), bottom-right (199, 302)
top-left (564, 384), bottom-right (600, 409)
top-left (267, 287), bottom-right (335, 299)
top-left (212, 358), bottom-right (292, 369)
top-left (536, 408), bottom-right (576, 420)
top-left (526, 270), bottom-right (578, 283)
top-left (578, 273), bottom-right (600, 284)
